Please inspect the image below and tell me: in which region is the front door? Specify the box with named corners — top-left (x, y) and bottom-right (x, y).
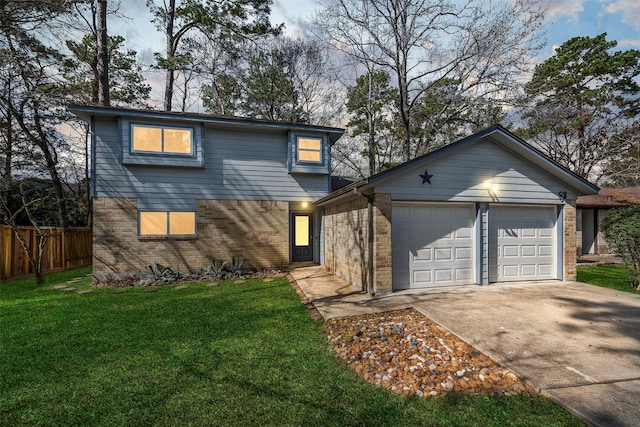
top-left (291, 213), bottom-right (313, 262)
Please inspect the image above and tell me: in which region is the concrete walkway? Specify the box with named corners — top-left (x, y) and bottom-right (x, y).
top-left (290, 264), bottom-right (640, 427)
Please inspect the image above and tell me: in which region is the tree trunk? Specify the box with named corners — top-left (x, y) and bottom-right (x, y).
top-left (367, 73), bottom-right (376, 176)
top-left (2, 82), bottom-right (12, 205)
top-left (398, 75), bottom-right (411, 162)
top-left (96, 0), bottom-right (110, 106)
top-left (164, 0), bottom-right (176, 111)
top-left (34, 232), bottom-right (48, 284)
top-left (44, 151), bottom-right (68, 228)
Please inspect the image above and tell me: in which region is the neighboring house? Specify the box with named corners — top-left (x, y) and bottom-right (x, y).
top-left (68, 105), bottom-right (344, 275)
top-left (576, 187), bottom-right (640, 255)
top-left (316, 125), bottom-right (598, 295)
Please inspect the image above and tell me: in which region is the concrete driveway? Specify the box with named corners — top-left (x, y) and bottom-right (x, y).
top-left (290, 266), bottom-right (640, 427)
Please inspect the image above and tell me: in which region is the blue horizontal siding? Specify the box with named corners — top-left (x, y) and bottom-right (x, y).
top-left (375, 140), bottom-right (576, 204)
top-left (93, 118), bottom-right (330, 206)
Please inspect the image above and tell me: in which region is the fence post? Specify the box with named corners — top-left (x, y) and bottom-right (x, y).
top-left (62, 229), bottom-right (66, 270)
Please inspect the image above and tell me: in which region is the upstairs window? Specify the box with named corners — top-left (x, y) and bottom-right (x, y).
top-left (139, 211), bottom-right (196, 236)
top-left (297, 137), bottom-right (322, 163)
top-left (132, 125), bottom-right (192, 155)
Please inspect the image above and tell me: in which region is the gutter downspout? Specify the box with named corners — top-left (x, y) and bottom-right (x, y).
top-left (354, 188), bottom-right (374, 295)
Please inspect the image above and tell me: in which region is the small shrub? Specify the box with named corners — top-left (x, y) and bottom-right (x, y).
top-left (228, 256), bottom-right (244, 279)
top-left (601, 205), bottom-right (640, 290)
top-left (92, 257), bottom-right (285, 288)
top-left (203, 258), bottom-right (230, 280)
top-left (145, 262), bottom-right (193, 284)
top-left (147, 262), bottom-right (175, 281)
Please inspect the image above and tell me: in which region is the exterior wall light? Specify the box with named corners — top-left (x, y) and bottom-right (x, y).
top-left (302, 201), bottom-right (309, 208)
top-left (558, 191), bottom-right (567, 203)
top-left (484, 181), bottom-right (498, 193)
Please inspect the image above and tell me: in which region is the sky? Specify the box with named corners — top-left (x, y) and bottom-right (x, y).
top-left (113, 0), bottom-right (640, 106)
top-left (269, 0), bottom-right (640, 55)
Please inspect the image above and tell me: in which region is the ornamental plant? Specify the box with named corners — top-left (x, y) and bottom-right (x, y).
top-left (601, 205), bottom-right (640, 290)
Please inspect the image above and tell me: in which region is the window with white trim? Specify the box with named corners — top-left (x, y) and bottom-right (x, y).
top-left (139, 211), bottom-right (196, 236)
top-left (132, 124), bottom-right (192, 155)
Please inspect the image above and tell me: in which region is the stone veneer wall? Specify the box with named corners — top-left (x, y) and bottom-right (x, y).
top-left (93, 197), bottom-right (289, 275)
top-left (324, 197), bottom-right (369, 289)
top-left (563, 201), bottom-right (577, 280)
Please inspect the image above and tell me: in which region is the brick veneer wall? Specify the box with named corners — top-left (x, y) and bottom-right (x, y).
top-left (323, 193), bottom-right (393, 295)
top-left (93, 197), bottom-right (289, 275)
top-left (372, 193), bottom-right (392, 295)
top-left (563, 201), bottom-right (577, 280)
top-left (324, 197), bottom-right (369, 289)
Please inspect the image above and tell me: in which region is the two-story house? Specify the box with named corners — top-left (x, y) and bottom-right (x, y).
top-left (71, 106), bottom-right (598, 295)
top-left (69, 105), bottom-right (344, 275)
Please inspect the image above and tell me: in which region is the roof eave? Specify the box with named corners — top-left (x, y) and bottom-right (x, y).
top-left (315, 180), bottom-right (371, 206)
top-left (67, 104), bottom-right (345, 144)
top-left (487, 129), bottom-right (599, 195)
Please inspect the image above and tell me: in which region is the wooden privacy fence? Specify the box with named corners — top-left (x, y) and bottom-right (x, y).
top-left (0, 226), bottom-right (92, 281)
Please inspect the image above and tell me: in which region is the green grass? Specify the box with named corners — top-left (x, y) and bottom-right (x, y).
top-left (577, 265), bottom-right (639, 294)
top-left (1, 268), bottom-right (583, 426)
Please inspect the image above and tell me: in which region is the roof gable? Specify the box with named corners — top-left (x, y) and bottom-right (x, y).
top-left (369, 126), bottom-right (597, 192)
top-left (316, 125), bottom-right (598, 206)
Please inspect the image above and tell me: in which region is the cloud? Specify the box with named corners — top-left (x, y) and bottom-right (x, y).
top-left (603, 0), bottom-right (640, 29)
top-left (271, 0), bottom-right (316, 39)
top-left (545, 0), bottom-right (585, 21)
top-left (617, 38), bottom-right (640, 48)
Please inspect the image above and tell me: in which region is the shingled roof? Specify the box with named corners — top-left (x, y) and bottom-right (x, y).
top-left (576, 186), bottom-right (640, 208)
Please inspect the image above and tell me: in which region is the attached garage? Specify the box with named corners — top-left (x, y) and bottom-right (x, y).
top-left (317, 125), bottom-right (599, 295)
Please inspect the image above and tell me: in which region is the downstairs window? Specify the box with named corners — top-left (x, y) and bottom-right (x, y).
top-left (139, 211), bottom-right (196, 236)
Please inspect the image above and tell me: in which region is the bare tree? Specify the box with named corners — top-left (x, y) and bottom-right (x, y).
top-left (346, 69), bottom-right (398, 176)
top-left (0, 183), bottom-right (51, 284)
top-left (278, 38), bottom-right (342, 126)
top-left (195, 35), bottom-right (341, 124)
top-left (605, 130), bottom-right (640, 186)
top-left (196, 35), bottom-right (245, 115)
top-left (315, 0), bottom-right (546, 161)
top-left (0, 2), bottom-right (73, 227)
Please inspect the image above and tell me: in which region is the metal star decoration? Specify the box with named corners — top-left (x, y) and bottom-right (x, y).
top-left (419, 169), bottom-right (433, 185)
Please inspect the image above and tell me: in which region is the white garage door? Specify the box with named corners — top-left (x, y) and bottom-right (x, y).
top-left (489, 205), bottom-right (556, 282)
top-left (392, 204), bottom-right (475, 290)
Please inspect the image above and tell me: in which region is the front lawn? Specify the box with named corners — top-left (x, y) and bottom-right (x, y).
top-left (1, 268), bottom-right (583, 426)
top-left (577, 265), bottom-right (639, 294)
